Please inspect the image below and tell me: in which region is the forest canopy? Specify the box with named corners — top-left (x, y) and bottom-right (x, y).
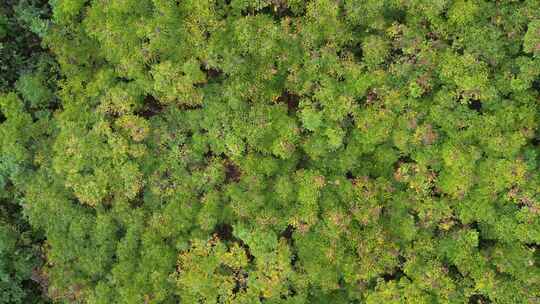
top-left (1, 0), bottom-right (540, 303)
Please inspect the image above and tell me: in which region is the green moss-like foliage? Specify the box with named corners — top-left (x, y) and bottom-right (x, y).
top-left (1, 0), bottom-right (540, 303)
top-left (0, 0), bottom-right (51, 91)
top-left (0, 204), bottom-right (47, 304)
top-left (0, 1), bottom-right (54, 303)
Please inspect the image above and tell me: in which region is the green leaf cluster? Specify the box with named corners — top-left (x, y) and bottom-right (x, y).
top-left (1, 0), bottom-right (540, 303)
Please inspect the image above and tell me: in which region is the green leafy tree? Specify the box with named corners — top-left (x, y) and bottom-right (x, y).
top-left (2, 0), bottom-right (540, 303)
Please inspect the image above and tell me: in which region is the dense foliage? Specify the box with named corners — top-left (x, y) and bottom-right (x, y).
top-left (0, 1), bottom-right (54, 303)
top-left (1, 0), bottom-right (540, 303)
